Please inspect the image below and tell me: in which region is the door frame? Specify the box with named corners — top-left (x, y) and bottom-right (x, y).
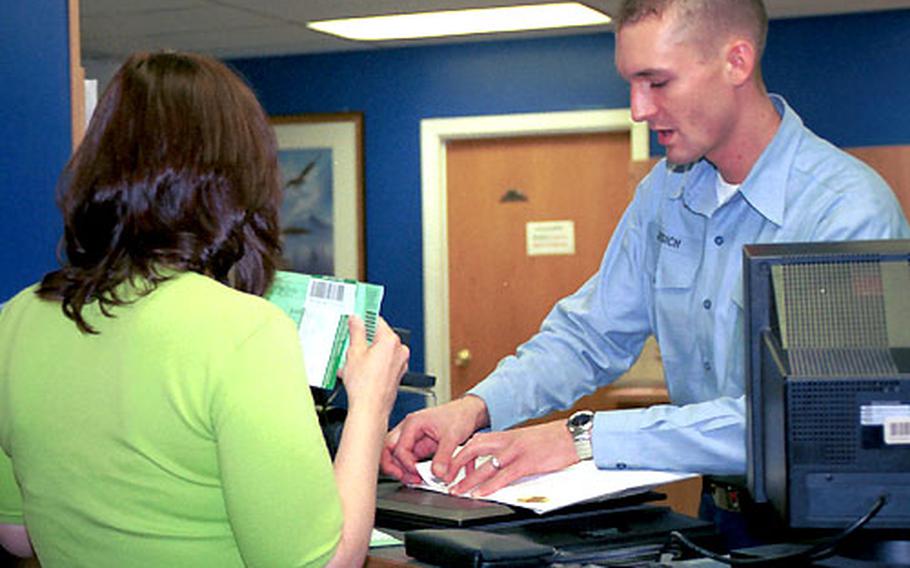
top-left (420, 109), bottom-right (650, 403)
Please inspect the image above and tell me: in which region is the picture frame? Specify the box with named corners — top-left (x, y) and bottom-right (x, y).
top-left (271, 112), bottom-right (365, 280)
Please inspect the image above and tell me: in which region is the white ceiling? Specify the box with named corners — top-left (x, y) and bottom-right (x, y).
top-left (80, 0), bottom-right (910, 60)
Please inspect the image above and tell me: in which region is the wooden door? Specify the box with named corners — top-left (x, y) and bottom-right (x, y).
top-left (446, 132), bottom-right (648, 408)
top-left (446, 135), bottom-right (699, 514)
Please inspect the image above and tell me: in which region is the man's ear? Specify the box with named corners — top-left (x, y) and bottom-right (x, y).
top-left (724, 39), bottom-right (757, 86)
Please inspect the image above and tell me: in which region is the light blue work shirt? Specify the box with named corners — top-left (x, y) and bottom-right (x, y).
top-left (470, 95), bottom-right (910, 476)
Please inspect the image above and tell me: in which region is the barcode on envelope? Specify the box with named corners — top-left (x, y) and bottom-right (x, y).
top-left (309, 280), bottom-right (346, 302)
top-left (364, 309), bottom-right (378, 341)
top-left (884, 418), bottom-right (910, 445)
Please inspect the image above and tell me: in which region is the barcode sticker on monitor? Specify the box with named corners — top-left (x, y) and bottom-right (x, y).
top-left (884, 417), bottom-right (910, 445)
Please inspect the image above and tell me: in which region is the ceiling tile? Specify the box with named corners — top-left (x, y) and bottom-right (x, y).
top-left (80, 0), bottom-right (910, 59)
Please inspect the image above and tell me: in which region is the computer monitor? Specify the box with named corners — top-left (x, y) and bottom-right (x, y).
top-left (743, 239), bottom-right (910, 531)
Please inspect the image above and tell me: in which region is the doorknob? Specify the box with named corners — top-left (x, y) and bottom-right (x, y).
top-left (454, 348), bottom-right (472, 368)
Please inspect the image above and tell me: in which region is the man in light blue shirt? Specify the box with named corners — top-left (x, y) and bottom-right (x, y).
top-left (473, 92), bottom-right (909, 476)
top-left (382, 0), bottom-right (910, 497)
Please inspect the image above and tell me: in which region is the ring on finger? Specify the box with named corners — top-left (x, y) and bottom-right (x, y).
top-left (490, 456), bottom-right (502, 470)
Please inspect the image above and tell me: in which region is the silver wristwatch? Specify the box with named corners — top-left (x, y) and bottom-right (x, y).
top-left (567, 410), bottom-right (594, 461)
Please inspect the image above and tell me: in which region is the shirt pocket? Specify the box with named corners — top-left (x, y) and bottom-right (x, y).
top-left (649, 222), bottom-right (703, 290)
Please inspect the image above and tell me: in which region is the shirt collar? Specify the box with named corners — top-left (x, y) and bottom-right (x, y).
top-left (736, 94), bottom-right (802, 227)
top-left (667, 162), bottom-right (692, 200)
top-left (669, 94), bottom-right (802, 226)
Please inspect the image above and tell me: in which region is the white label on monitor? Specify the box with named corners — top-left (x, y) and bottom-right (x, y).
top-left (884, 418), bottom-right (910, 445)
top-left (860, 402), bottom-right (910, 426)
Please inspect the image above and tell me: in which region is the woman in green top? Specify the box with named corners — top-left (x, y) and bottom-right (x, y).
top-left (0, 51), bottom-right (408, 567)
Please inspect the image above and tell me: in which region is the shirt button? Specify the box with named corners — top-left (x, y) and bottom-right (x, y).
top-left (703, 299), bottom-right (712, 310)
top-left (704, 361), bottom-right (712, 372)
top-left (714, 236), bottom-right (724, 246)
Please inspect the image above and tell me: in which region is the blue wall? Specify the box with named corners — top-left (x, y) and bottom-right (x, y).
top-left (2, 8), bottom-right (908, 372)
top-left (230, 9), bottom-right (910, 372)
top-left (0, 1), bottom-right (72, 301)
top-left (762, 11), bottom-right (910, 148)
top-left (230, 33), bottom-right (628, 372)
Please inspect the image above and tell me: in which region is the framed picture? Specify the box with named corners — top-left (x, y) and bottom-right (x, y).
top-left (271, 112), bottom-right (365, 280)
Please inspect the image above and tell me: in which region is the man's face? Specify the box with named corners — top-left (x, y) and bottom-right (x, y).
top-left (615, 13), bottom-right (735, 167)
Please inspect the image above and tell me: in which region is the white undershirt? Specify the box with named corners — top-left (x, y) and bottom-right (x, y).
top-left (715, 173), bottom-right (741, 207)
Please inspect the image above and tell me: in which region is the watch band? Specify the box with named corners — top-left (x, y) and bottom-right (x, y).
top-left (567, 410), bottom-right (594, 461)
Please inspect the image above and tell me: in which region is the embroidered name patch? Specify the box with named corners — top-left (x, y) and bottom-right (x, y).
top-left (657, 230), bottom-right (682, 249)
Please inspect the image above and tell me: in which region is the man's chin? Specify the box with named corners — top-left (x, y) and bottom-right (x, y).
top-left (664, 150), bottom-right (700, 168)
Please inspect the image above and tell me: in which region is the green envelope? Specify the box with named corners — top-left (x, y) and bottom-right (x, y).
top-left (266, 271), bottom-right (384, 389)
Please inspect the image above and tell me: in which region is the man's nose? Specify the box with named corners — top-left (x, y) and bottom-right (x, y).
top-left (630, 85), bottom-right (656, 122)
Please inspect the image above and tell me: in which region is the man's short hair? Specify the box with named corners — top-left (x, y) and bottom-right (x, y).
top-left (616, 0), bottom-right (769, 59)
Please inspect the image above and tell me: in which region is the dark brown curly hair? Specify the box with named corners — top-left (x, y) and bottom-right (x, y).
top-left (38, 51), bottom-right (283, 333)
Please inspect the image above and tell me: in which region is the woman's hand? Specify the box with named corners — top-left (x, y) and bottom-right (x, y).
top-left (339, 315), bottom-right (409, 418)
top-left (0, 524), bottom-right (33, 558)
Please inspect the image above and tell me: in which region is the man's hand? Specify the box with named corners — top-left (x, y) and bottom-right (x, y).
top-left (445, 419), bottom-right (578, 497)
top-left (381, 395), bottom-right (489, 484)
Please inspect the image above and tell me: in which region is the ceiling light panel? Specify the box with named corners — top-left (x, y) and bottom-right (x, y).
top-left (307, 2), bottom-right (611, 41)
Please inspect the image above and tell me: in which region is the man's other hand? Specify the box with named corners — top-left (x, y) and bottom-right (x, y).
top-left (381, 395), bottom-right (489, 484)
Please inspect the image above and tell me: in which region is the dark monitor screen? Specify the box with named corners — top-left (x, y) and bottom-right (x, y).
top-left (743, 239), bottom-right (910, 530)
